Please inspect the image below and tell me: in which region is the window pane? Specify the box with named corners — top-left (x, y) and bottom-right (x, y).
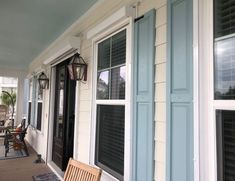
top-left (28, 102), bottom-right (31, 124)
top-left (214, 0), bottom-right (235, 100)
top-left (214, 0), bottom-right (235, 38)
top-left (215, 37), bottom-right (235, 99)
top-left (37, 74), bottom-right (43, 100)
top-left (55, 68), bottom-right (65, 139)
top-left (111, 66), bottom-right (126, 99)
top-left (98, 38), bottom-right (110, 70)
top-left (36, 102), bottom-right (42, 131)
top-left (95, 105), bottom-right (124, 180)
top-left (111, 30), bottom-right (126, 67)
top-left (97, 71), bottom-right (109, 99)
top-left (29, 80), bottom-right (33, 100)
top-left (216, 110), bottom-right (235, 181)
top-left (30, 76), bottom-right (37, 127)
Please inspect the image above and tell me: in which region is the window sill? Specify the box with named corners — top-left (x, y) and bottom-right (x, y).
top-left (29, 125), bottom-right (43, 135)
top-left (100, 170), bottom-right (120, 181)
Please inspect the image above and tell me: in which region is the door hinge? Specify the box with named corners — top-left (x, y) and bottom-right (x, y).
top-left (134, 15), bottom-right (144, 22)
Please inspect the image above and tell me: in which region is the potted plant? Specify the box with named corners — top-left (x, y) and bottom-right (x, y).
top-left (0, 90), bottom-right (16, 128)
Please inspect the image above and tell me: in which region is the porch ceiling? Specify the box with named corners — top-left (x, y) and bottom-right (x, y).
top-left (0, 0), bottom-right (97, 71)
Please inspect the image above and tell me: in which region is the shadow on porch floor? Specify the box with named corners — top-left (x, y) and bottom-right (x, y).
top-left (0, 139), bottom-right (52, 181)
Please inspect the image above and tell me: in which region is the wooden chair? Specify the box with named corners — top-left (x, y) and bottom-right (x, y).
top-left (0, 118), bottom-right (25, 138)
top-left (0, 119), bottom-right (13, 138)
top-left (4, 123), bottom-right (29, 157)
top-left (64, 158), bottom-right (102, 181)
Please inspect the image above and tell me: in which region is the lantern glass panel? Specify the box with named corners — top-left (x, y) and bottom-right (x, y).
top-left (75, 65), bottom-right (82, 80)
top-left (39, 80), bottom-right (46, 89)
top-left (68, 64), bottom-right (74, 80)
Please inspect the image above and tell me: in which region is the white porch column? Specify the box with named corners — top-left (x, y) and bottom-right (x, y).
top-left (15, 76), bottom-right (25, 125)
top-left (0, 68), bottom-right (27, 125)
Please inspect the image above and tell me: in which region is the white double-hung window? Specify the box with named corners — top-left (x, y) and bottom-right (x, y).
top-left (92, 24), bottom-right (131, 181)
top-left (200, 0), bottom-right (235, 180)
top-left (28, 75), bottom-right (43, 131)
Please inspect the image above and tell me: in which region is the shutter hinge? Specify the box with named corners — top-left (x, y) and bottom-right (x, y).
top-left (134, 15), bottom-right (144, 22)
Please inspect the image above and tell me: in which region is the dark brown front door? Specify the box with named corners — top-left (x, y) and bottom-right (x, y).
top-left (52, 59), bottom-right (76, 171)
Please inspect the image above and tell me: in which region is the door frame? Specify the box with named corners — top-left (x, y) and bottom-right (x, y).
top-left (52, 60), bottom-right (75, 171)
top-left (46, 58), bottom-right (80, 176)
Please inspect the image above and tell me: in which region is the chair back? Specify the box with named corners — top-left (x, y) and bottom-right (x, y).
top-left (64, 158), bottom-right (102, 181)
top-left (19, 118), bottom-right (26, 129)
top-left (19, 123), bottom-right (28, 141)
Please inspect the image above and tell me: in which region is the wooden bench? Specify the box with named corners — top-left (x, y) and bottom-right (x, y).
top-left (64, 158), bottom-right (102, 181)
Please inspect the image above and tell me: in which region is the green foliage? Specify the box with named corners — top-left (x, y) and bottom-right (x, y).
top-left (0, 91), bottom-right (16, 106)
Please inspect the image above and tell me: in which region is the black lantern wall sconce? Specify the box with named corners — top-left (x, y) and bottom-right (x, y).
top-left (38, 72), bottom-right (49, 89)
top-left (67, 53), bottom-right (88, 82)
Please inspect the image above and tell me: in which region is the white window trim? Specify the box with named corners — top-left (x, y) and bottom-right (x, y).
top-left (28, 77), bottom-right (33, 123)
top-left (47, 67), bottom-right (56, 164)
top-left (90, 18), bottom-right (133, 181)
top-left (193, 0), bottom-right (199, 180)
top-left (30, 76), bottom-right (37, 128)
top-left (86, 6), bottom-right (135, 39)
top-left (199, 0), bottom-right (216, 179)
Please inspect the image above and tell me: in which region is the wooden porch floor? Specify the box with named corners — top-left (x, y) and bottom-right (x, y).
top-left (0, 139), bottom-right (52, 181)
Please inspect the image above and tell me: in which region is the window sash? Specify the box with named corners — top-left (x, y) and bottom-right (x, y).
top-left (94, 27), bottom-right (128, 180)
top-left (96, 30), bottom-right (126, 101)
top-left (95, 104), bottom-right (125, 180)
top-left (213, 0), bottom-right (235, 180)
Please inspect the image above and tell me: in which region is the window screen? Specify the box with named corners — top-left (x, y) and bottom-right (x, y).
top-left (216, 110), bottom-right (235, 181)
top-left (95, 105), bottom-right (124, 180)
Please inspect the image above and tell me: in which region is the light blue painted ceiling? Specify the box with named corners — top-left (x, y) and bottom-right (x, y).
top-left (0, 0), bottom-right (97, 70)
